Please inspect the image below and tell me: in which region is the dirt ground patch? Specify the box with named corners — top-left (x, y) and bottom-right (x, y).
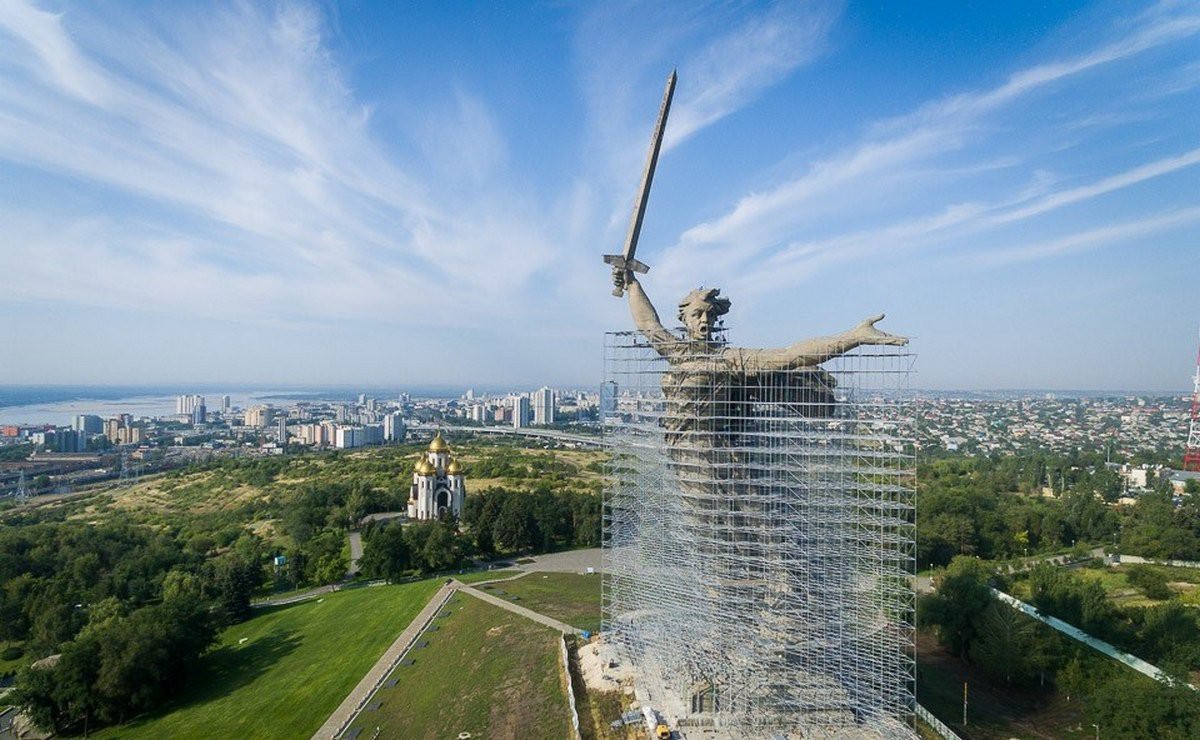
top-left (916, 631), bottom-right (1086, 739)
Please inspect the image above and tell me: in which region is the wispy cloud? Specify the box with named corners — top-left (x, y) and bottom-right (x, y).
top-left (654, 1), bottom-right (1200, 296)
top-left (972, 205), bottom-right (1200, 266)
top-left (665, 2), bottom-right (838, 147)
top-left (0, 1), bottom-right (554, 329)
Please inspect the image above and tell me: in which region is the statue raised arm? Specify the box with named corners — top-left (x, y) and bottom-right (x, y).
top-left (613, 269), bottom-right (907, 371)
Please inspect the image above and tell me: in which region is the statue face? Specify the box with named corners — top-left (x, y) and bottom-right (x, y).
top-left (682, 299), bottom-right (719, 341)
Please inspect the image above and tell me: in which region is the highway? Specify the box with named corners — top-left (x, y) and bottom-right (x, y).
top-left (410, 423), bottom-right (607, 448)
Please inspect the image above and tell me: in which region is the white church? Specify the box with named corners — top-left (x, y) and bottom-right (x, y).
top-left (408, 432), bottom-right (466, 520)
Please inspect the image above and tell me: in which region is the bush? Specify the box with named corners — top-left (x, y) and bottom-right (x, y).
top-left (2, 645), bottom-right (23, 661)
top-left (1126, 564), bottom-right (1172, 601)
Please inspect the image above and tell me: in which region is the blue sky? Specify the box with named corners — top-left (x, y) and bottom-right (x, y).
top-left (0, 0), bottom-right (1197, 390)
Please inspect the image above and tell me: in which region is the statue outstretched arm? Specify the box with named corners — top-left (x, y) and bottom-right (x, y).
top-left (733, 314), bottom-right (907, 371)
top-left (617, 272), bottom-right (676, 353)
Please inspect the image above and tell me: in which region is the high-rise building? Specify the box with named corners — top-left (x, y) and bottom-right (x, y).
top-left (277, 417), bottom-right (288, 443)
top-left (512, 395), bottom-right (531, 429)
top-left (176, 394), bottom-right (205, 416)
top-left (53, 429), bottom-right (86, 453)
top-left (244, 406), bottom-right (273, 428)
top-left (383, 412), bottom-right (406, 442)
top-left (533, 387), bottom-right (555, 425)
top-left (221, 395), bottom-right (232, 413)
top-left (334, 425), bottom-right (377, 449)
top-left (104, 418), bottom-right (123, 443)
top-left (192, 405), bottom-right (207, 425)
top-left (362, 424), bottom-right (384, 446)
top-left (73, 414), bottom-right (103, 435)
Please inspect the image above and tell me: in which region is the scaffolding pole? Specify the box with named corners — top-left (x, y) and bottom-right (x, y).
top-left (602, 330), bottom-right (916, 738)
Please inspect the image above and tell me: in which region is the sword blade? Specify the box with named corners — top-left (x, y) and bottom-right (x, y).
top-left (620, 69), bottom-right (676, 264)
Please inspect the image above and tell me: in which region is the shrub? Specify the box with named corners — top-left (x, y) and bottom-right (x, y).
top-left (1127, 564), bottom-right (1172, 601)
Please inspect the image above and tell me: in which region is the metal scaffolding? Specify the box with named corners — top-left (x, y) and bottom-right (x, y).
top-left (602, 329), bottom-right (916, 738)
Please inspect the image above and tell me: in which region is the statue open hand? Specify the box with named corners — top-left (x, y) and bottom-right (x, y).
top-left (853, 313), bottom-right (908, 346)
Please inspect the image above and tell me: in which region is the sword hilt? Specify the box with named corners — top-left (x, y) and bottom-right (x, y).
top-left (604, 254), bottom-right (649, 298)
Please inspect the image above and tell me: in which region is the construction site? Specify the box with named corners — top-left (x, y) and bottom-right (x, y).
top-left (602, 331), bottom-right (917, 738)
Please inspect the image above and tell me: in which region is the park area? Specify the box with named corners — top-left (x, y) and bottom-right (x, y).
top-left (481, 571), bottom-right (603, 633)
top-left (345, 591), bottom-right (572, 740)
top-left (94, 579), bottom-right (440, 739)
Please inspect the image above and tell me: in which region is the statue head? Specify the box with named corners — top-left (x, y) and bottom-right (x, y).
top-left (677, 287), bottom-right (731, 341)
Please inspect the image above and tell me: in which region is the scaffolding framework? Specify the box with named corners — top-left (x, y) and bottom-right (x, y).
top-left (602, 330), bottom-right (916, 738)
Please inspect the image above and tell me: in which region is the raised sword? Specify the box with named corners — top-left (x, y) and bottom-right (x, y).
top-left (605, 69), bottom-right (677, 297)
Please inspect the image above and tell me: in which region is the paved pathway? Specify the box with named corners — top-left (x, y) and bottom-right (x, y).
top-left (1112, 553), bottom-right (1200, 570)
top-left (458, 583), bottom-right (583, 635)
top-left (346, 531), bottom-right (363, 577)
top-left (252, 584), bottom-right (339, 608)
top-left (520, 548), bottom-right (601, 573)
top-left (311, 582), bottom-right (458, 739)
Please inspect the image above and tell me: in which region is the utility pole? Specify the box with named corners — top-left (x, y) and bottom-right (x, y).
top-left (15, 470), bottom-right (28, 503)
top-left (962, 681), bottom-right (968, 727)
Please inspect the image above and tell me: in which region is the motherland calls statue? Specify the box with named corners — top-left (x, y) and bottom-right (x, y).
top-left (605, 68), bottom-right (906, 425)
top-left (602, 72), bottom-right (914, 735)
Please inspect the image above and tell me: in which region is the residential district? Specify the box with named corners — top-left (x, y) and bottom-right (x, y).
top-left (1, 390), bottom-right (1196, 500)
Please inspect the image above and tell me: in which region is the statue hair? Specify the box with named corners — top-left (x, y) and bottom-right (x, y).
top-left (677, 287), bottom-right (731, 322)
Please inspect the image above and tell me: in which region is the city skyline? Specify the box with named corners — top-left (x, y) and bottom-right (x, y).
top-left (0, 1), bottom-right (1198, 390)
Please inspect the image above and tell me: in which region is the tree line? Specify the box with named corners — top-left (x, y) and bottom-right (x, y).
top-left (915, 452), bottom-right (1200, 569)
top-left (0, 519), bottom-right (262, 735)
top-left (919, 556), bottom-right (1200, 736)
top-left (358, 485), bottom-right (601, 582)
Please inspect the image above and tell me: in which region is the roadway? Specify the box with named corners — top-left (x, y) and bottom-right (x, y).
top-left (409, 423), bottom-right (606, 448)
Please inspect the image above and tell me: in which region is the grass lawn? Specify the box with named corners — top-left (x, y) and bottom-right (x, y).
top-left (455, 569), bottom-right (522, 584)
top-left (0, 642), bottom-right (29, 676)
top-left (347, 591), bottom-right (571, 740)
top-left (1015, 564), bottom-right (1200, 609)
top-left (486, 572), bottom-right (602, 633)
top-left (96, 579), bottom-right (441, 739)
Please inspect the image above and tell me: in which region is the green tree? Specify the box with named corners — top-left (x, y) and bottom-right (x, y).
top-left (207, 554), bottom-right (259, 624)
top-left (420, 520), bottom-right (461, 573)
top-left (917, 556), bottom-right (994, 658)
top-left (360, 524), bottom-right (412, 581)
top-left (969, 601), bottom-right (1036, 684)
top-left (493, 495), bottom-right (536, 552)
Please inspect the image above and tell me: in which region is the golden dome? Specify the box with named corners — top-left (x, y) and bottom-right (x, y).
top-left (428, 432), bottom-right (450, 452)
top-left (415, 458), bottom-right (436, 476)
top-left (446, 459), bottom-right (463, 475)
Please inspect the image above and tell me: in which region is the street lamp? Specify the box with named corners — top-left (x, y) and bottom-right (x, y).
top-left (1092, 723), bottom-right (1099, 739)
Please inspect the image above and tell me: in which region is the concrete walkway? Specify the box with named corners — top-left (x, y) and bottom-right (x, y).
top-left (458, 583), bottom-right (583, 636)
top-left (346, 531), bottom-right (363, 577)
top-left (311, 582), bottom-right (458, 739)
top-left (520, 548), bottom-right (601, 573)
top-left (992, 588), bottom-right (1196, 689)
top-left (252, 584), bottom-right (339, 609)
